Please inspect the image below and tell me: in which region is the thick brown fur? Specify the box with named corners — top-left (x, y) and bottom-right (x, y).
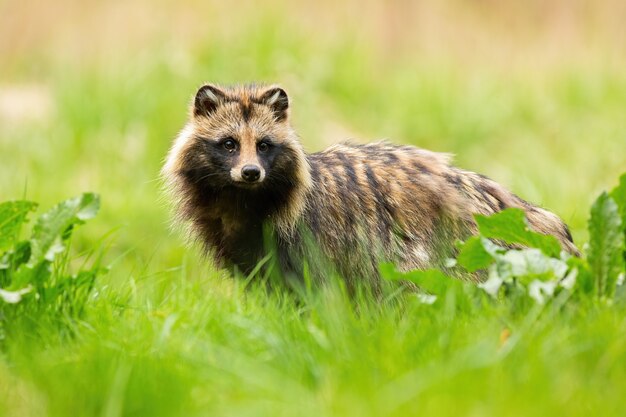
top-left (162, 83), bottom-right (579, 287)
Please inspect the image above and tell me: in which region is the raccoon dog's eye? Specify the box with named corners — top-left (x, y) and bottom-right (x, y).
top-left (257, 141), bottom-right (271, 153)
top-left (222, 138), bottom-right (237, 152)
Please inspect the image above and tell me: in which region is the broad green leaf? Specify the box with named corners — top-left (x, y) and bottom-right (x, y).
top-left (527, 280), bottom-right (556, 304)
top-left (610, 173), bottom-right (626, 270)
top-left (477, 269), bottom-right (503, 297)
top-left (380, 262), bottom-right (458, 295)
top-left (0, 286), bottom-right (32, 304)
top-left (567, 256), bottom-right (593, 296)
top-left (28, 193), bottom-right (100, 266)
top-left (474, 208), bottom-right (562, 257)
top-left (456, 236), bottom-right (495, 272)
top-left (10, 262), bottom-right (51, 289)
top-left (610, 173), bottom-right (626, 227)
top-left (378, 262), bottom-right (400, 281)
top-left (588, 192), bottom-right (624, 298)
top-left (497, 248), bottom-right (567, 283)
top-left (0, 201), bottom-right (38, 252)
top-left (0, 241), bottom-right (31, 271)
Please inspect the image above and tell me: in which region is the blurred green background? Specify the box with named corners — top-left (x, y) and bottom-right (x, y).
top-left (1, 0), bottom-right (625, 277)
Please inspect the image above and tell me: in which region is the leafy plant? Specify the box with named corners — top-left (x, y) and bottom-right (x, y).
top-left (0, 193), bottom-right (105, 336)
top-left (585, 192), bottom-right (624, 299)
top-left (610, 173), bottom-right (626, 271)
top-left (382, 172), bottom-right (626, 306)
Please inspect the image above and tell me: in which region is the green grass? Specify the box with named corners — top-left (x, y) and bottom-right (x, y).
top-left (2, 249), bottom-right (626, 416)
top-left (2, 2), bottom-right (626, 415)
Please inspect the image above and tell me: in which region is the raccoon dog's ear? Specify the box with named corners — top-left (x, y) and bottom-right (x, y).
top-left (259, 87), bottom-right (289, 121)
top-left (194, 84), bottom-right (227, 117)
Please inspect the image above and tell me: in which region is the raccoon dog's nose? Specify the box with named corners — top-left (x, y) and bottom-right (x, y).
top-left (241, 165), bottom-right (261, 182)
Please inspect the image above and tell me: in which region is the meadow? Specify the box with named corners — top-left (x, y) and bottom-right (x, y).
top-left (1, 1), bottom-right (626, 416)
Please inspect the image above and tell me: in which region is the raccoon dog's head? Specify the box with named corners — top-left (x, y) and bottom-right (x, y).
top-left (163, 84), bottom-right (311, 234)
